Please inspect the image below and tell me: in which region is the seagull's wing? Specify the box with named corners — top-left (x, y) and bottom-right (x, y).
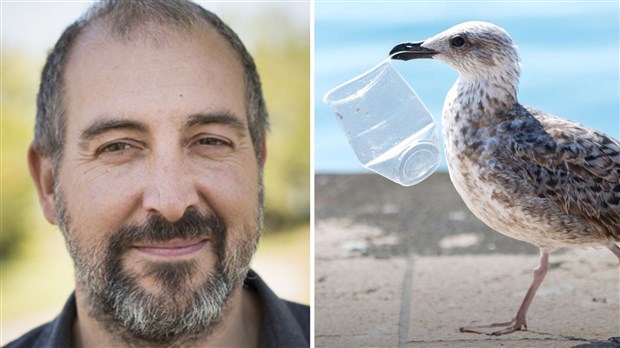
top-left (516, 106), bottom-right (620, 182)
top-left (507, 104), bottom-right (620, 240)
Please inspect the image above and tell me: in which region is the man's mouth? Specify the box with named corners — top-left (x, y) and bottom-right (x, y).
top-left (133, 238), bottom-right (209, 257)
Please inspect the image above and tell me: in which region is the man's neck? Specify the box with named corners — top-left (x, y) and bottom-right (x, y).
top-left (73, 286), bottom-right (262, 347)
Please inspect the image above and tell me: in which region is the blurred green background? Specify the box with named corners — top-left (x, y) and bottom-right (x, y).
top-left (1, 2), bottom-right (310, 343)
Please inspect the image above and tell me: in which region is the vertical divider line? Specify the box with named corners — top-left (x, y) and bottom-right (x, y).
top-left (398, 254), bottom-right (414, 348)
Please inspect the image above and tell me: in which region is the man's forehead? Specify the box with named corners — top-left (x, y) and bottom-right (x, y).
top-left (63, 18), bottom-right (248, 133)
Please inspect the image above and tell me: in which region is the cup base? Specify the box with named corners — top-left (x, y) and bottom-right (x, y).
top-left (397, 142), bottom-right (440, 186)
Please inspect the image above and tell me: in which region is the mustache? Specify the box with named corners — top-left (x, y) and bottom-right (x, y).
top-left (108, 207), bottom-right (226, 252)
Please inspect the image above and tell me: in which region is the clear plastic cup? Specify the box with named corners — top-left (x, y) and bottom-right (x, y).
top-left (323, 58), bottom-right (440, 186)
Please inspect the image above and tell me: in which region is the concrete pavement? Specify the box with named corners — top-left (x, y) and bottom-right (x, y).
top-left (315, 173), bottom-right (620, 348)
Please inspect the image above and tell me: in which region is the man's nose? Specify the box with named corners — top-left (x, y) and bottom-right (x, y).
top-left (142, 155), bottom-right (200, 222)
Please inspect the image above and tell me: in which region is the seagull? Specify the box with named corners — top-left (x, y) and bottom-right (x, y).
top-left (389, 21), bottom-right (620, 336)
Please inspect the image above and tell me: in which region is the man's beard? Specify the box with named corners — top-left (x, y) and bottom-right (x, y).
top-left (54, 187), bottom-right (263, 345)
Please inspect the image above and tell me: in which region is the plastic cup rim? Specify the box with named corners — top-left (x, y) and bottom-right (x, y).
top-left (322, 56), bottom-right (397, 106)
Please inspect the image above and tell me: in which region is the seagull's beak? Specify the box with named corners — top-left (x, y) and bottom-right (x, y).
top-left (389, 41), bottom-right (438, 60)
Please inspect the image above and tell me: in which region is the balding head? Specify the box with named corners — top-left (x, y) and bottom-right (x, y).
top-left (34, 0), bottom-right (268, 170)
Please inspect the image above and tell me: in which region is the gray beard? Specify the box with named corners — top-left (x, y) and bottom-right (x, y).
top-left (95, 260), bottom-right (237, 345)
top-left (54, 185), bottom-right (263, 346)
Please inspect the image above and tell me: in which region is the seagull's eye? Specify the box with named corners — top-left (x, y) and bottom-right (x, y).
top-left (450, 36), bottom-right (465, 47)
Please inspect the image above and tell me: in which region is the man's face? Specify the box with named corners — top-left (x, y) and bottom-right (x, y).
top-left (54, 24), bottom-right (262, 342)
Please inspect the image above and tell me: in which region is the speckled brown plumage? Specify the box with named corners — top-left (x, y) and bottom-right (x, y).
top-left (445, 94), bottom-right (620, 250)
top-left (391, 21), bottom-right (620, 336)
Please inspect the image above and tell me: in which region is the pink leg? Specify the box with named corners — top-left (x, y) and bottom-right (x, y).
top-left (460, 248), bottom-right (550, 336)
top-left (608, 244), bottom-right (620, 263)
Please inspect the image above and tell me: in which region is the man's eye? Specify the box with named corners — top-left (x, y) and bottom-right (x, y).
top-left (197, 137), bottom-right (231, 147)
top-left (100, 143), bottom-right (130, 152)
top-left (192, 136), bottom-right (234, 158)
top-left (95, 141), bottom-right (139, 157)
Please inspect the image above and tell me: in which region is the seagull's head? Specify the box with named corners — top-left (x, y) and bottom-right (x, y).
top-left (390, 21), bottom-right (521, 81)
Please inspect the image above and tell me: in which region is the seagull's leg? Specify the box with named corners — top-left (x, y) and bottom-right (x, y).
top-left (460, 248), bottom-right (549, 336)
top-left (608, 244), bottom-right (620, 263)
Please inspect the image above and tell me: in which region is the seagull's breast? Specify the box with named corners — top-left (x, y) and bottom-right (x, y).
top-left (445, 143), bottom-right (537, 242)
top-left (443, 120), bottom-right (533, 243)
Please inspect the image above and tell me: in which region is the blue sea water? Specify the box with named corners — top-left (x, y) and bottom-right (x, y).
top-left (315, 2), bottom-right (620, 174)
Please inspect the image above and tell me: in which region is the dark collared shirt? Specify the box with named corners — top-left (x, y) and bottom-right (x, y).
top-left (5, 270), bottom-right (309, 348)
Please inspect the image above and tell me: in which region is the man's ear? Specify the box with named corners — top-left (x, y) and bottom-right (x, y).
top-left (28, 143), bottom-right (57, 225)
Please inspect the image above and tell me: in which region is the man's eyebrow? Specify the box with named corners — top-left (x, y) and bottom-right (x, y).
top-left (185, 112), bottom-right (247, 137)
top-left (80, 119), bottom-right (148, 142)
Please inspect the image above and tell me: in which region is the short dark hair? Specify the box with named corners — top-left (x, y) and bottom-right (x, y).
top-left (34, 0), bottom-right (268, 168)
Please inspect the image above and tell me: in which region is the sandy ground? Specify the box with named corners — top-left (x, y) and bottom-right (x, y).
top-left (315, 173), bottom-right (620, 348)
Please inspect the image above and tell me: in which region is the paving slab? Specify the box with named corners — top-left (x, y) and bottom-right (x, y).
top-left (316, 218), bottom-right (408, 347)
